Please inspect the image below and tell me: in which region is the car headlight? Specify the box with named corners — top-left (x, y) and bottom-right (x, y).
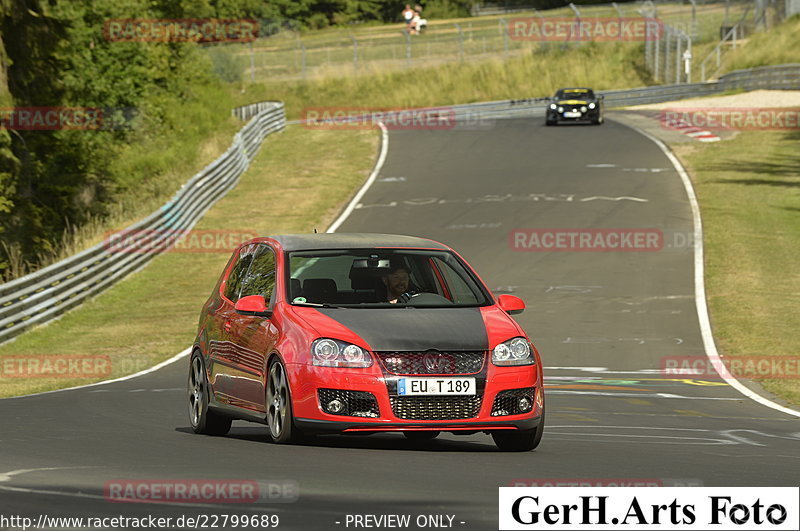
top-left (557, 106), bottom-right (564, 113)
top-left (312, 338), bottom-right (372, 368)
top-left (588, 102), bottom-right (596, 109)
top-left (549, 103), bottom-right (557, 110)
top-left (492, 337), bottom-right (535, 366)
top-left (581, 106), bottom-right (587, 112)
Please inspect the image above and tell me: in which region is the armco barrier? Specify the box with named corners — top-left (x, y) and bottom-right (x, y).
top-left (0, 102), bottom-right (285, 345)
top-left (1, 64), bottom-right (798, 345)
top-left (288, 64), bottom-right (800, 126)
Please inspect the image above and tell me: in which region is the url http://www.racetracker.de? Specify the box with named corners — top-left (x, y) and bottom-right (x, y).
top-left (0, 514), bottom-right (280, 530)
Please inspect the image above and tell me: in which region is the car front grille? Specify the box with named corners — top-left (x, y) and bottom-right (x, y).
top-left (318, 389), bottom-right (380, 418)
top-left (390, 395), bottom-right (482, 420)
top-left (378, 351), bottom-right (485, 375)
top-left (491, 387), bottom-right (536, 416)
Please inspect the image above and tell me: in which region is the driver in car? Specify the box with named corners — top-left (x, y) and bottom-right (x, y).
top-left (381, 265), bottom-right (412, 303)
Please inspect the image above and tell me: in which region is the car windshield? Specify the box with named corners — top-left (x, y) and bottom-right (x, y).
top-left (555, 89), bottom-right (593, 99)
top-left (286, 249), bottom-right (490, 308)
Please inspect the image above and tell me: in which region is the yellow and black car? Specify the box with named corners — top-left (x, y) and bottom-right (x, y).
top-left (545, 87), bottom-right (604, 126)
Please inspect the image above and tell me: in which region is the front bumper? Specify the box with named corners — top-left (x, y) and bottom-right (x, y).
top-left (295, 414), bottom-right (542, 434)
top-left (287, 361), bottom-right (542, 434)
top-left (547, 108), bottom-right (600, 122)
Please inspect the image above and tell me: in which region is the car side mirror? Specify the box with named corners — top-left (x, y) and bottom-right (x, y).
top-left (497, 294), bottom-right (525, 315)
top-left (234, 295), bottom-right (271, 317)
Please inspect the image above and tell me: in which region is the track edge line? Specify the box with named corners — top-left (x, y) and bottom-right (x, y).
top-left (326, 122), bottom-right (389, 234)
top-left (628, 123), bottom-right (800, 418)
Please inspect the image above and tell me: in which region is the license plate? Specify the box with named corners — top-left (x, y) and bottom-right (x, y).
top-left (397, 377), bottom-right (476, 396)
top-left (563, 111), bottom-right (582, 118)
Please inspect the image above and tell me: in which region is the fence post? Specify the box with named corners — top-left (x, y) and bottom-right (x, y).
top-left (675, 31), bottom-right (682, 84)
top-left (350, 35), bottom-right (358, 71)
top-left (454, 23), bottom-right (464, 62)
top-left (499, 18), bottom-right (509, 57)
top-left (568, 3), bottom-right (581, 44)
top-left (300, 42), bottom-right (307, 78)
top-left (654, 29), bottom-right (660, 81)
top-left (612, 2), bottom-right (623, 41)
top-left (664, 26), bottom-right (671, 84)
top-left (405, 31), bottom-right (412, 67)
top-left (249, 41), bottom-right (255, 82)
top-left (684, 36), bottom-right (692, 83)
top-left (688, 0), bottom-right (697, 38)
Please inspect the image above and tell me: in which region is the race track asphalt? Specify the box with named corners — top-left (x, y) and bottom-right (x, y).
top-left (1, 116), bottom-right (798, 531)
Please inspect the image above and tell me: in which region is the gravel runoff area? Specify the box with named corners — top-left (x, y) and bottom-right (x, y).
top-left (629, 89), bottom-right (800, 109)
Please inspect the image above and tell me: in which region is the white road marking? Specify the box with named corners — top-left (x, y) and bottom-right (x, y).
top-left (327, 122), bottom-right (388, 233)
top-left (0, 467), bottom-right (78, 483)
top-left (580, 196), bottom-right (649, 202)
top-left (547, 390), bottom-right (741, 400)
top-left (632, 125), bottom-right (800, 418)
top-left (2, 348), bottom-right (192, 400)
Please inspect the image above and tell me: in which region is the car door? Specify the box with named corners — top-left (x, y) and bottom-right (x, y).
top-left (209, 243), bottom-right (257, 406)
top-left (227, 243), bottom-right (280, 412)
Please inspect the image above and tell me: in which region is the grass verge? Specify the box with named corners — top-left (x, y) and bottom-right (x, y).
top-left (672, 129), bottom-right (800, 406)
top-left (0, 126), bottom-right (378, 397)
top-left (243, 41), bottom-right (652, 119)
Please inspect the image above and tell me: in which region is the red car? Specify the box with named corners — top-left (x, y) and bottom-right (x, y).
top-left (188, 234), bottom-right (544, 451)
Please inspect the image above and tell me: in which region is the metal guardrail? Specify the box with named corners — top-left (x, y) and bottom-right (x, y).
top-left (1, 63), bottom-right (797, 345)
top-left (0, 102), bottom-right (285, 345)
top-left (405, 63), bottom-right (800, 120)
top-left (288, 64), bottom-right (799, 128)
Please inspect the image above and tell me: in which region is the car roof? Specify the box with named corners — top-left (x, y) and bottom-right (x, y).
top-left (257, 233), bottom-right (450, 252)
top-left (556, 87), bottom-right (593, 93)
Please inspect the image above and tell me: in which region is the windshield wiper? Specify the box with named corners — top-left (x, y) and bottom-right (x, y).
top-left (291, 301), bottom-right (348, 309)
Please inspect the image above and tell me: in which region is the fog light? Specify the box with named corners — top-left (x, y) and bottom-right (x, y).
top-left (518, 397), bottom-right (532, 413)
top-left (327, 399), bottom-right (344, 414)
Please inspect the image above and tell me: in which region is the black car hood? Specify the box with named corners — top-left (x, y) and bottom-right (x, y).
top-left (316, 307), bottom-right (489, 352)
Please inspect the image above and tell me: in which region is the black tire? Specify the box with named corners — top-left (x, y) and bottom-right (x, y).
top-left (188, 354), bottom-right (232, 436)
top-left (403, 431), bottom-right (440, 441)
top-left (545, 119), bottom-right (556, 126)
top-left (265, 358), bottom-right (300, 444)
top-left (592, 114), bottom-right (604, 125)
top-left (492, 408), bottom-right (545, 452)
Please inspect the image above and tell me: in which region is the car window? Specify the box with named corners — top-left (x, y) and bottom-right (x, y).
top-left (224, 244), bottom-right (256, 302)
top-left (431, 257), bottom-right (481, 305)
top-left (287, 249), bottom-right (489, 307)
top-left (239, 244), bottom-right (277, 302)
